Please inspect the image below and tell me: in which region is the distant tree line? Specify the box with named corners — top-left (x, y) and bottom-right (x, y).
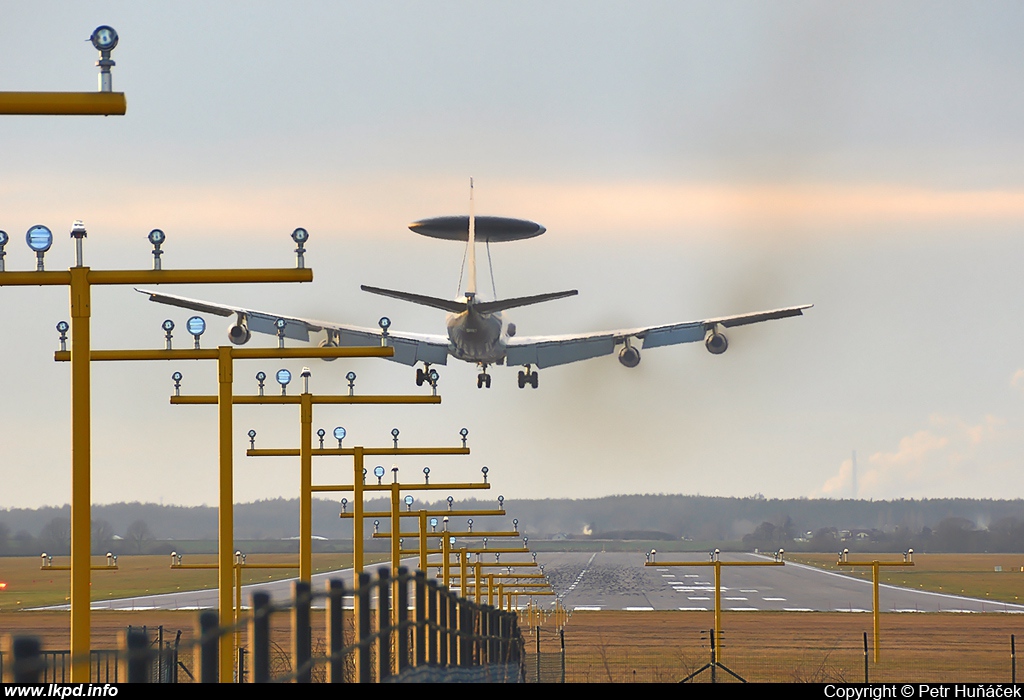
top-left (0, 517), bottom-right (154, 556)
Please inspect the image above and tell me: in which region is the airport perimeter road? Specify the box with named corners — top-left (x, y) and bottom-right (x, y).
top-left (534, 551), bottom-right (1024, 614)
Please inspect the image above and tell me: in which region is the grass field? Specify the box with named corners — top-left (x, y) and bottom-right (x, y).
top-left (0, 553), bottom-right (391, 612)
top-left (786, 553), bottom-right (1024, 605)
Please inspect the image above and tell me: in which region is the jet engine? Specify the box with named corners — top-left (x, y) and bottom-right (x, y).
top-left (705, 329), bottom-right (728, 355)
top-left (319, 335), bottom-right (340, 361)
top-left (618, 345), bottom-right (641, 368)
top-left (227, 317), bottom-right (251, 345)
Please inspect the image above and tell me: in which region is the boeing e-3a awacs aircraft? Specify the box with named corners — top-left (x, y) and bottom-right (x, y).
top-left (139, 185), bottom-right (812, 389)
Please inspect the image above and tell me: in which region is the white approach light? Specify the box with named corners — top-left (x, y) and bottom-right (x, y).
top-left (26, 225), bottom-right (53, 271)
top-left (374, 465), bottom-right (385, 484)
top-left (333, 426), bottom-right (346, 448)
top-left (186, 316), bottom-right (206, 349)
top-left (89, 26), bottom-right (119, 92)
top-left (276, 368), bottom-right (292, 395)
top-left (0, 229), bottom-right (8, 272)
top-left (148, 229), bottom-right (166, 270)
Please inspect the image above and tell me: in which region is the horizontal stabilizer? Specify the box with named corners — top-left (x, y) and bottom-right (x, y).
top-left (360, 285), bottom-right (468, 313)
top-left (473, 290), bottom-right (578, 315)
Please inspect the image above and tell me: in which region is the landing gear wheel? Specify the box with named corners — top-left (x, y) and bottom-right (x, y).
top-left (518, 371), bottom-right (526, 389)
top-left (416, 368), bottom-right (425, 386)
top-left (484, 373), bottom-right (491, 388)
top-left (477, 373), bottom-right (487, 389)
top-left (529, 371), bottom-right (538, 389)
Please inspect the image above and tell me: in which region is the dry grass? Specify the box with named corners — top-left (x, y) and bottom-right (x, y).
top-left (0, 553), bottom-right (390, 612)
top-left (537, 610), bottom-right (1024, 683)
top-left (788, 553), bottom-right (1024, 606)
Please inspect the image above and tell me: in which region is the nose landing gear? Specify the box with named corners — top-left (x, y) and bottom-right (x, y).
top-left (416, 364), bottom-right (432, 386)
top-left (477, 365), bottom-right (492, 389)
top-left (517, 366), bottom-right (538, 389)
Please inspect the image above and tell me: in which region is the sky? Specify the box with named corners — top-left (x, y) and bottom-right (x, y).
top-left (3, 2), bottom-right (1024, 513)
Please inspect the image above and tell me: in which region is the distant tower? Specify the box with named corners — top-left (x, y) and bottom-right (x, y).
top-left (851, 450), bottom-right (857, 499)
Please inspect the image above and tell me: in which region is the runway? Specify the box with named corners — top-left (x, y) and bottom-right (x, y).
top-left (36, 551), bottom-right (1024, 614)
top-left (537, 552), bottom-right (1024, 613)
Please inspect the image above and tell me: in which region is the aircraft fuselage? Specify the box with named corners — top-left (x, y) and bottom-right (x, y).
top-left (446, 302), bottom-right (507, 365)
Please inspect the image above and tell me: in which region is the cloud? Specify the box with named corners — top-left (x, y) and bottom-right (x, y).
top-left (815, 414), bottom-right (1007, 499)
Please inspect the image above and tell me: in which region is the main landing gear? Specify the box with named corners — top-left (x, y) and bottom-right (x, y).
top-left (477, 364), bottom-right (491, 389)
top-left (518, 366), bottom-right (538, 389)
top-left (415, 364), bottom-right (432, 386)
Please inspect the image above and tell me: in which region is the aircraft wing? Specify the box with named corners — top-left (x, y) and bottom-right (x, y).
top-left (504, 304), bottom-right (813, 369)
top-left (136, 289), bottom-right (452, 366)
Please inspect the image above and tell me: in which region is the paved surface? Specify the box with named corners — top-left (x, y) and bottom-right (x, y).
top-left (535, 552), bottom-right (1024, 614)
top-left (36, 551), bottom-right (1024, 614)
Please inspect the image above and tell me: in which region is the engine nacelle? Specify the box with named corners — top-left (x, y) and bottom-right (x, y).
top-left (618, 345), bottom-right (641, 368)
top-left (227, 322), bottom-right (251, 345)
top-left (319, 336), bottom-right (339, 361)
top-left (705, 330), bottom-right (728, 355)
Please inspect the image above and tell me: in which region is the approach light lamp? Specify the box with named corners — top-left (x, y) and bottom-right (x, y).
top-left (460, 427), bottom-right (469, 447)
top-left (423, 466), bottom-right (430, 484)
top-left (483, 537), bottom-right (488, 549)
top-left (523, 536), bottom-right (529, 547)
top-left (373, 519), bottom-right (380, 535)
top-left (70, 220), bottom-right (87, 266)
top-left (345, 371), bottom-right (356, 395)
top-left (905, 548), bottom-right (914, 563)
top-left (171, 551), bottom-right (182, 566)
top-left (291, 228), bottom-right (308, 269)
top-left (316, 428), bottom-right (325, 448)
top-left (498, 495), bottom-right (504, 509)
top-left (301, 366), bottom-right (311, 393)
top-left (442, 515), bottom-right (449, 530)
top-left (56, 320), bottom-right (69, 352)
top-left (161, 319), bottom-right (175, 349)
top-left (390, 427), bottom-right (400, 448)
top-left (374, 465), bottom-right (385, 484)
top-left (186, 316), bottom-right (206, 349)
top-left (446, 495), bottom-right (454, 511)
top-left (481, 466), bottom-right (489, 483)
top-left (26, 225), bottom-right (53, 271)
top-left (148, 229), bottom-right (165, 270)
top-left (0, 229), bottom-right (8, 271)
top-left (430, 517), bottom-right (438, 532)
top-left (391, 465), bottom-right (399, 483)
top-left (531, 552), bottom-right (537, 563)
top-left (90, 26), bottom-right (118, 91)
top-left (333, 426), bottom-right (346, 447)
top-left (275, 318), bottom-right (287, 348)
top-left (247, 429), bottom-right (256, 449)
top-left (513, 518), bottom-right (519, 532)
top-left (361, 467), bottom-right (367, 485)
top-left (276, 368), bottom-right (291, 395)
top-left (449, 536), bottom-right (456, 547)
top-left (378, 316), bottom-right (391, 346)
top-left (467, 518), bottom-right (474, 533)
top-left (341, 498), bottom-right (348, 514)
top-left (90, 25), bottom-right (118, 51)
top-left (172, 371), bottom-right (183, 397)
top-left (404, 495), bottom-right (414, 511)
top-left (256, 371), bottom-right (267, 396)
top-left (428, 368), bottom-right (439, 394)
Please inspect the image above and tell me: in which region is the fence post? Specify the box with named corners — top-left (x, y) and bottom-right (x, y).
top-left (197, 611), bottom-right (219, 684)
top-left (535, 622), bottom-right (540, 681)
top-left (448, 591), bottom-right (459, 667)
top-left (414, 571), bottom-right (427, 667)
top-left (560, 626), bottom-right (565, 683)
top-left (438, 585), bottom-right (449, 667)
top-left (124, 628), bottom-right (151, 683)
top-left (237, 646), bottom-right (246, 684)
top-left (378, 567), bottom-right (392, 681)
top-left (8, 637), bottom-right (45, 683)
top-left (458, 600), bottom-right (471, 667)
top-left (326, 578), bottom-right (346, 683)
top-left (250, 592), bottom-right (271, 683)
top-left (397, 567), bottom-right (409, 674)
top-left (427, 579), bottom-right (439, 666)
top-left (292, 580), bottom-right (312, 683)
top-left (1012, 634), bottom-right (1016, 684)
top-left (863, 631), bottom-right (869, 684)
top-left (356, 572), bottom-right (372, 683)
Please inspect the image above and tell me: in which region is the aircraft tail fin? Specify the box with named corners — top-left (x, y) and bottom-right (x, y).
top-left (360, 285), bottom-right (469, 313)
top-left (473, 290), bottom-right (578, 315)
